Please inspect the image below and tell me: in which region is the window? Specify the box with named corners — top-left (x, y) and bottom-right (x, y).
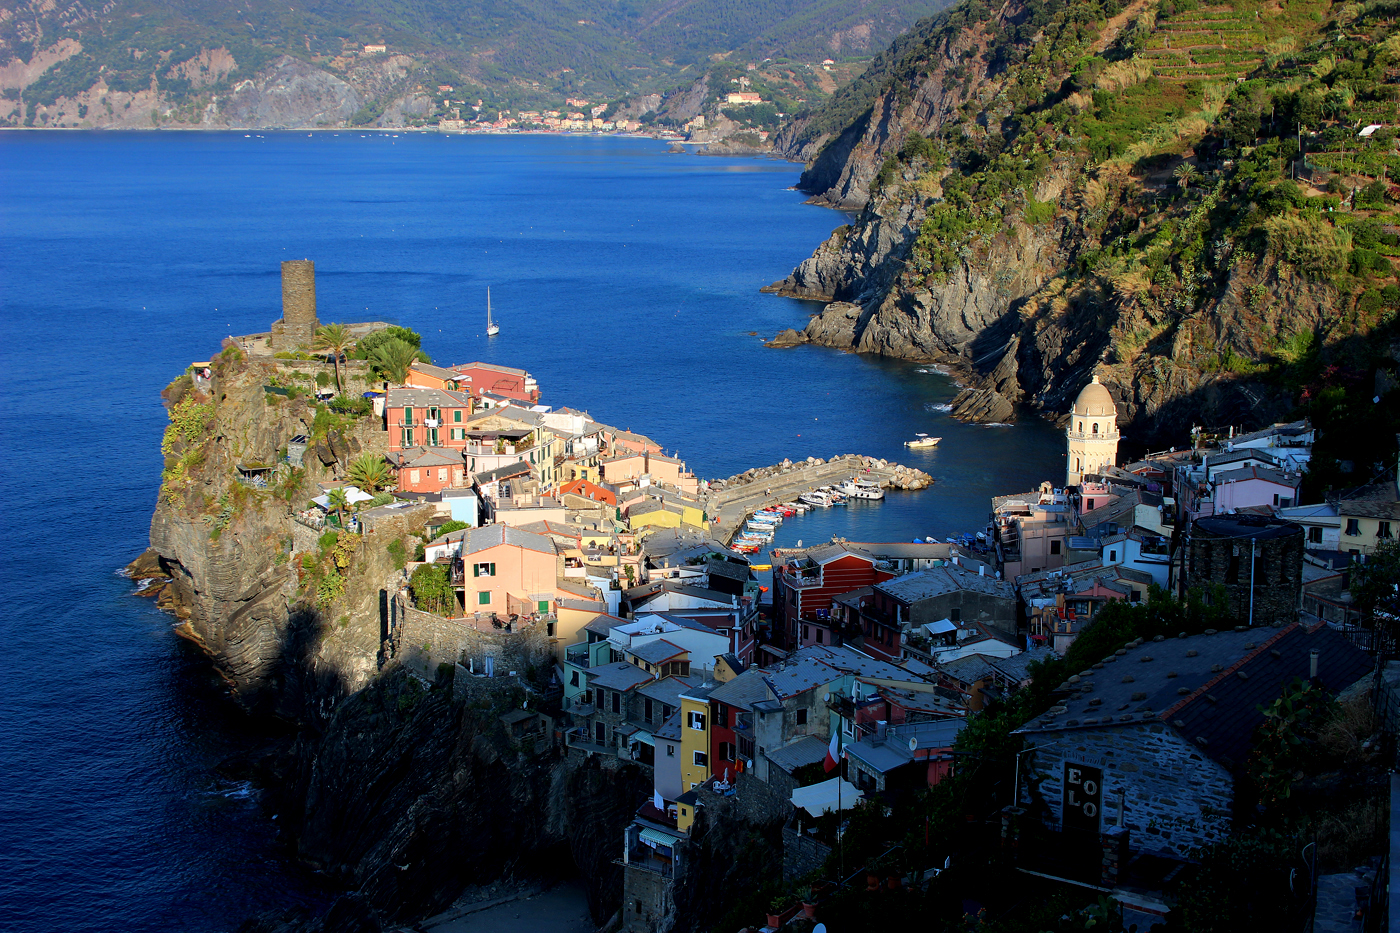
top-left (644, 698), bottom-right (653, 721)
top-left (1130, 590), bottom-right (1142, 603)
top-left (801, 624), bottom-right (809, 641)
top-left (438, 468), bottom-right (447, 482)
top-left (570, 671), bottom-right (579, 687)
top-left (842, 718), bottom-right (853, 737)
top-left (1347, 518), bottom-right (1361, 536)
top-left (1280, 497), bottom-right (1292, 508)
top-left (738, 735), bottom-right (754, 758)
top-left (796, 708), bottom-right (808, 726)
top-left (815, 628), bottom-right (824, 644)
top-left (1305, 526), bottom-right (1322, 544)
top-left (1085, 500), bottom-right (1095, 511)
top-left (1381, 522), bottom-right (1394, 539)
top-left (666, 744), bottom-right (675, 757)
top-left (720, 742), bottom-right (736, 761)
top-left (538, 600), bottom-right (549, 613)
top-left (612, 692), bottom-right (620, 714)
top-left (950, 608), bottom-right (961, 622)
top-left (595, 723), bottom-right (605, 743)
top-left (453, 409), bottom-right (462, 423)
top-left (688, 711), bottom-right (706, 731)
top-left (1074, 458), bottom-right (1081, 472)
top-left (402, 428), bottom-right (415, 447)
top-left (1109, 549), bottom-right (1117, 562)
top-left (1226, 555), bottom-right (1239, 585)
top-left (1077, 421), bottom-right (1082, 433)
top-left (1092, 423), bottom-right (1099, 434)
top-left (477, 590), bottom-right (491, 605)
top-left (409, 469), bottom-right (420, 484)
top-left (473, 562), bottom-right (496, 577)
top-left (692, 750), bottom-right (707, 768)
top-left (1051, 540), bottom-right (1062, 555)
top-left (403, 406), bottom-right (413, 424)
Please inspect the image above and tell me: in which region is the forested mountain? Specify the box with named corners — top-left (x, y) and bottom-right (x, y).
top-left (767, 0), bottom-right (1400, 470)
top-left (0, 0), bottom-right (950, 127)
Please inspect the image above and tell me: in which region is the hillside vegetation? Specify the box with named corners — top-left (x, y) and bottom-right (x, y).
top-left (768, 0), bottom-right (1400, 458)
top-left (0, 0), bottom-right (950, 128)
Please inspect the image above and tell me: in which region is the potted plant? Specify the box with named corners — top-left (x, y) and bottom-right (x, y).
top-left (766, 894), bottom-right (799, 929)
top-left (800, 887), bottom-right (819, 919)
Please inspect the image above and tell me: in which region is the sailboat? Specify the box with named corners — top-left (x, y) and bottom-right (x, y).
top-left (486, 287), bottom-right (500, 337)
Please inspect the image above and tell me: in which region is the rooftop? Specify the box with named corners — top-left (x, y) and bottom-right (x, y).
top-left (876, 566), bottom-right (1014, 604)
top-left (426, 522), bottom-right (556, 556)
top-left (386, 387), bottom-right (472, 409)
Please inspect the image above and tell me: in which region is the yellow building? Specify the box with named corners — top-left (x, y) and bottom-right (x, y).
top-left (678, 684), bottom-right (715, 791)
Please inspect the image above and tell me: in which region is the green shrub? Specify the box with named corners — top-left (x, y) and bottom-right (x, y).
top-left (328, 394), bottom-right (372, 416)
top-left (315, 371), bottom-right (331, 387)
top-left (318, 530), bottom-right (340, 552)
top-left (386, 539), bottom-right (407, 570)
top-left (1024, 198), bottom-right (1056, 225)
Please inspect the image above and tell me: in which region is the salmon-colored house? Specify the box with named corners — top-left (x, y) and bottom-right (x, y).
top-left (392, 447), bottom-right (466, 493)
top-left (451, 362), bottom-right (540, 404)
top-left (386, 387), bottom-right (473, 452)
top-left (423, 524), bottom-right (558, 618)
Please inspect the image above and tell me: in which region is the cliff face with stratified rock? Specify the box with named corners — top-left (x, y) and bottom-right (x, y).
top-left (764, 0), bottom-right (1400, 446)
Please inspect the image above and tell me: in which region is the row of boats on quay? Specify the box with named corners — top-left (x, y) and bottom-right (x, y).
top-left (729, 478), bottom-right (886, 553)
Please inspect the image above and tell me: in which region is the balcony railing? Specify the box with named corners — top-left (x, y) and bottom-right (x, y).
top-left (626, 848), bottom-right (676, 877)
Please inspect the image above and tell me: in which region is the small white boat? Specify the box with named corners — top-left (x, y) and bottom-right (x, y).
top-left (799, 491), bottom-right (833, 508)
top-left (783, 501), bottom-right (808, 513)
top-left (749, 513), bottom-right (781, 525)
top-left (905, 433), bottom-right (941, 449)
top-left (838, 479), bottom-right (885, 501)
top-left (486, 287), bottom-right (500, 337)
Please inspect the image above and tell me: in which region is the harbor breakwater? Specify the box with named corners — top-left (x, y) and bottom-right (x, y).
top-left (704, 453), bottom-right (933, 546)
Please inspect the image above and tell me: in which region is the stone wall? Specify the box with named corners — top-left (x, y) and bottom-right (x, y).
top-left (782, 824), bottom-right (832, 881)
top-left (394, 596), bottom-right (554, 680)
top-left (1025, 722), bottom-right (1234, 860)
top-left (698, 770), bottom-right (791, 827)
top-left (1187, 523), bottom-right (1304, 625)
top-left (621, 864), bottom-right (675, 933)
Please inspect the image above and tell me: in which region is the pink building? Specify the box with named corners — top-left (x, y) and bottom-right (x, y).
top-left (386, 387), bottom-right (473, 452)
top-left (393, 448), bottom-right (467, 493)
top-left (451, 362), bottom-right (540, 404)
top-left (423, 524), bottom-right (558, 618)
top-left (599, 450), bottom-right (698, 496)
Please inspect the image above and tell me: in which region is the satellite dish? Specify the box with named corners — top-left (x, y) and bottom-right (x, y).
top-left (909, 737), bottom-right (918, 752)
top-left (813, 925), bottom-right (828, 933)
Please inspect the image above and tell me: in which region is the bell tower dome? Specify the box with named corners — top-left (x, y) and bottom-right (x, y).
top-left (1066, 373), bottom-right (1119, 486)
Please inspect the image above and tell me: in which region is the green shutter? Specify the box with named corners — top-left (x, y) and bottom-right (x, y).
top-left (489, 562), bottom-right (496, 576)
top-left (473, 563), bottom-right (480, 577)
top-left (478, 590), bottom-right (490, 605)
top-left (538, 600), bottom-right (549, 613)
top-left (454, 410), bottom-right (462, 423)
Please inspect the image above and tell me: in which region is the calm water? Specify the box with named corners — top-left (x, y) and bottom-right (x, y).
top-left (0, 131), bottom-right (1063, 932)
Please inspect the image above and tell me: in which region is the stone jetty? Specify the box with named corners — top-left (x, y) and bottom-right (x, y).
top-left (704, 453), bottom-right (933, 546)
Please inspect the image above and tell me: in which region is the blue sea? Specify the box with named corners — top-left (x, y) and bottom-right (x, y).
top-left (0, 131), bottom-right (1065, 932)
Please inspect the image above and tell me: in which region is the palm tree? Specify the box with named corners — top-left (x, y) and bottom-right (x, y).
top-left (348, 452), bottom-right (394, 492)
top-left (313, 324), bottom-right (357, 394)
top-left (370, 337), bottom-right (423, 385)
top-left (326, 487), bottom-right (350, 529)
top-left (1173, 162), bottom-right (1200, 191)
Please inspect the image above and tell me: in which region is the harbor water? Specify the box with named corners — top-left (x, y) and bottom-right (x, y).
top-left (0, 131), bottom-right (1063, 932)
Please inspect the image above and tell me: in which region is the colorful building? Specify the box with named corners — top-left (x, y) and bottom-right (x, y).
top-left (386, 387), bottom-right (473, 452)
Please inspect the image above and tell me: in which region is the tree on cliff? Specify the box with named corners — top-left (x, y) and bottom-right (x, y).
top-left (370, 337), bottom-right (428, 385)
top-left (326, 487), bottom-right (350, 529)
top-left (348, 453), bottom-right (393, 492)
top-left (313, 324), bottom-right (357, 394)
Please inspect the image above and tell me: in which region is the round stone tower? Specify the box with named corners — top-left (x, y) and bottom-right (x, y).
top-left (269, 259), bottom-right (319, 351)
top-left (1065, 373), bottom-right (1120, 487)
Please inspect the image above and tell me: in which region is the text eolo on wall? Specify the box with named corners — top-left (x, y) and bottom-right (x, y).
top-left (1063, 762), bottom-right (1103, 832)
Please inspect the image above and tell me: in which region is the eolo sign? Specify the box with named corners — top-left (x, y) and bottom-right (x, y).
top-left (1063, 762), bottom-right (1103, 833)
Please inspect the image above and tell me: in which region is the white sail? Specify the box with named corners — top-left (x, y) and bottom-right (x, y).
top-left (486, 287), bottom-right (500, 336)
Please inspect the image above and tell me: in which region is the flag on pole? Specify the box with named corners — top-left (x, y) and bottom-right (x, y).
top-left (823, 730), bottom-right (840, 772)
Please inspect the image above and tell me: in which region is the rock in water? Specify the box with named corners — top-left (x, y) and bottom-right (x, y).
top-left (764, 328), bottom-right (807, 348)
top-left (949, 387), bottom-right (1015, 423)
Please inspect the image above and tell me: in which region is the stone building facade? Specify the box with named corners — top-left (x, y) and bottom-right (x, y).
top-left (1186, 515), bottom-right (1304, 625)
top-left (270, 259), bottom-right (319, 351)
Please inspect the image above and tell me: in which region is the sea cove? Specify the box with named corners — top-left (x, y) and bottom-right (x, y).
top-left (0, 132), bottom-right (1064, 933)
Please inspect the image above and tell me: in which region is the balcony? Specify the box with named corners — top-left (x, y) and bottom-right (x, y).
top-left (626, 848), bottom-right (675, 877)
top-left (566, 643), bottom-right (592, 669)
top-left (826, 693), bottom-right (855, 717)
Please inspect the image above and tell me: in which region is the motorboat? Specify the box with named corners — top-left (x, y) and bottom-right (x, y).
top-left (799, 491), bottom-right (833, 508)
top-left (905, 433), bottom-right (940, 449)
top-left (837, 479), bottom-right (885, 500)
top-left (783, 501), bottom-right (807, 513)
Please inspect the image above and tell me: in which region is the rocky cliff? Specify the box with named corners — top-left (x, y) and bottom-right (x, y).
top-left (764, 0), bottom-right (1400, 447)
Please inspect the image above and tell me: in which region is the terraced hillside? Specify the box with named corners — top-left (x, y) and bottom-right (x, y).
top-left (768, 0), bottom-right (1400, 471)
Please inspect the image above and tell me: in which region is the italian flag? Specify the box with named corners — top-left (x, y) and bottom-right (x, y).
top-left (823, 730), bottom-right (841, 772)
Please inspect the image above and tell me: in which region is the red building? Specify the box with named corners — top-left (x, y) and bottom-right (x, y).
top-left (386, 387), bottom-right (473, 452)
top-left (770, 544), bottom-right (895, 651)
top-left (392, 447), bottom-right (466, 493)
top-left (451, 362), bottom-right (540, 404)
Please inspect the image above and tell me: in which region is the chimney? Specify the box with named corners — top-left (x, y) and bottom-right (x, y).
top-left (1309, 649), bottom-right (1319, 680)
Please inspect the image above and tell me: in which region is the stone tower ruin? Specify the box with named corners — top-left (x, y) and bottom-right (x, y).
top-left (269, 259), bottom-right (319, 351)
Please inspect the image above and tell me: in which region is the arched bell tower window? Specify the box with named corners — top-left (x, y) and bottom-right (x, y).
top-left (1078, 421), bottom-right (1083, 432)
top-left (1092, 423), bottom-right (1099, 434)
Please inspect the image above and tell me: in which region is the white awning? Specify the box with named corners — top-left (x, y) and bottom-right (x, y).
top-left (311, 486), bottom-right (376, 510)
top-left (790, 777), bottom-right (863, 817)
top-left (639, 828), bottom-right (679, 849)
